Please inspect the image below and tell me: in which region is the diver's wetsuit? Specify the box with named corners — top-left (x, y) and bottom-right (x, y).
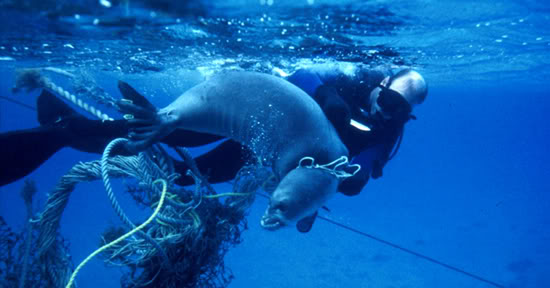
top-left (0, 68), bottom-right (405, 196)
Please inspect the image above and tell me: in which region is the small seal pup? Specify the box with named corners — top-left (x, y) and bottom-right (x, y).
top-left (119, 71), bottom-right (357, 231)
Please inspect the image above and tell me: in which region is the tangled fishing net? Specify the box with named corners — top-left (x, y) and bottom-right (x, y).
top-left (1, 137), bottom-right (267, 288)
top-left (0, 180), bottom-right (74, 288)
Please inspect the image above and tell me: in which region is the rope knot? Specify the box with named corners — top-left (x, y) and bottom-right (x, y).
top-left (297, 156), bottom-right (361, 179)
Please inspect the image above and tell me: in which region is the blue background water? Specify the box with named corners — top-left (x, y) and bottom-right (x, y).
top-left (1, 0), bottom-right (549, 287)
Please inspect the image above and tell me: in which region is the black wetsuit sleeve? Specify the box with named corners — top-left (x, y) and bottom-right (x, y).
top-left (314, 85), bottom-right (351, 137)
top-left (371, 127), bottom-right (401, 179)
top-left (286, 68), bottom-right (352, 137)
top-left (338, 167), bottom-right (369, 196)
top-left (173, 139), bottom-right (248, 186)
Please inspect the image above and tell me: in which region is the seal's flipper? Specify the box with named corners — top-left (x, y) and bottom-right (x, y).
top-left (118, 81), bottom-right (156, 112)
top-left (116, 82), bottom-right (167, 152)
top-left (117, 81), bottom-right (157, 119)
top-left (296, 211), bottom-right (318, 233)
top-left (117, 81), bottom-right (158, 122)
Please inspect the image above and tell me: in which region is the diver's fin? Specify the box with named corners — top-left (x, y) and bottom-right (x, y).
top-left (36, 89), bottom-right (79, 126)
top-left (0, 126), bottom-right (66, 186)
top-left (296, 211), bottom-right (318, 233)
top-left (0, 90), bottom-right (80, 186)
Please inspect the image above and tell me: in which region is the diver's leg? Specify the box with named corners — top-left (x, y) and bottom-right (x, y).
top-left (173, 139), bottom-right (249, 186)
top-left (0, 89), bottom-right (131, 186)
top-left (161, 130), bottom-right (224, 147)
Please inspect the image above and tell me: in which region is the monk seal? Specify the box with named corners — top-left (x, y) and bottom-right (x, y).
top-left (119, 71), bottom-right (355, 231)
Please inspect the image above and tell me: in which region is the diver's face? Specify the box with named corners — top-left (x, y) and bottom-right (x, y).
top-left (370, 76), bottom-right (416, 119)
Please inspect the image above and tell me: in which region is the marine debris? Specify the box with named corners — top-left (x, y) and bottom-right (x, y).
top-left (1, 137), bottom-right (265, 288)
top-left (0, 180), bottom-right (74, 288)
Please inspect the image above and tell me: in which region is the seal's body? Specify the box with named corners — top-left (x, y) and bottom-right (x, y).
top-left (126, 71), bottom-right (349, 230)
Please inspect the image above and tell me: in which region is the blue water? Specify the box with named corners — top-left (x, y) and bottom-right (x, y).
top-left (1, 0), bottom-right (549, 287)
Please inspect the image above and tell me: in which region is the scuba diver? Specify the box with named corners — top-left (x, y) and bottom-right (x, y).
top-left (0, 66), bottom-right (427, 199)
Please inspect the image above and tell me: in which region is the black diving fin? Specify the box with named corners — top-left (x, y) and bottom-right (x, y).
top-left (36, 89), bottom-right (80, 126)
top-left (0, 90), bottom-right (78, 186)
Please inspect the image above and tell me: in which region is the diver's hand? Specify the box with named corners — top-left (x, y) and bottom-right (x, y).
top-left (338, 168), bottom-right (369, 196)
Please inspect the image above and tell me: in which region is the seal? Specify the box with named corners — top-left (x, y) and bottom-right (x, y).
top-left (119, 71), bottom-right (350, 231)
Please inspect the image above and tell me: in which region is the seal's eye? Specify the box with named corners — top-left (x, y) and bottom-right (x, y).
top-left (273, 202), bottom-right (288, 213)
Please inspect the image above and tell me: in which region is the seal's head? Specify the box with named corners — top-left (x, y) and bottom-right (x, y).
top-left (261, 167), bottom-right (338, 230)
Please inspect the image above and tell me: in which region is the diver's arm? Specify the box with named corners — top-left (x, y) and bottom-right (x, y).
top-left (372, 128), bottom-right (402, 179)
top-left (286, 69), bottom-right (351, 123)
top-left (314, 85), bottom-right (351, 136)
top-left (350, 122), bottom-right (403, 179)
top-left (338, 168), bottom-right (369, 196)
top-left (285, 69), bottom-right (323, 97)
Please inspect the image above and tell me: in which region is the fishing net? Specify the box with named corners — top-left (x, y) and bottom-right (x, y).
top-left (0, 139), bottom-right (265, 288)
top-left (30, 139), bottom-right (265, 288)
top-left (0, 180), bottom-right (74, 288)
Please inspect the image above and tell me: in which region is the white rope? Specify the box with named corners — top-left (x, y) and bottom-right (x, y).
top-left (297, 156), bottom-right (361, 179)
top-left (44, 79), bottom-right (113, 121)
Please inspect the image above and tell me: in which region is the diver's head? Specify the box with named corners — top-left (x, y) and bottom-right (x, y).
top-left (368, 69), bottom-right (428, 123)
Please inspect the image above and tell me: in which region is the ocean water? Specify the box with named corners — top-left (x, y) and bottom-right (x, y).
top-left (0, 0), bottom-right (549, 288)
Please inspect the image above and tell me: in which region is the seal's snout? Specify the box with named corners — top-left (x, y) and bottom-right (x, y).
top-left (260, 206), bottom-right (285, 230)
top-left (260, 214), bottom-right (283, 230)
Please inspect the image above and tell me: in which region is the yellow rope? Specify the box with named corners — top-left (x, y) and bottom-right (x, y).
top-left (188, 209), bottom-right (201, 229)
top-left (65, 179), bottom-right (168, 288)
top-left (203, 192), bottom-right (249, 199)
top-left (151, 192), bottom-right (179, 208)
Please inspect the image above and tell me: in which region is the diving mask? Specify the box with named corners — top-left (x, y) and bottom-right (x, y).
top-left (376, 76), bottom-right (415, 123)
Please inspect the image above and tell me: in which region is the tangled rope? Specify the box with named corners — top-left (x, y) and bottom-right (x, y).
top-left (298, 156), bottom-right (361, 179)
